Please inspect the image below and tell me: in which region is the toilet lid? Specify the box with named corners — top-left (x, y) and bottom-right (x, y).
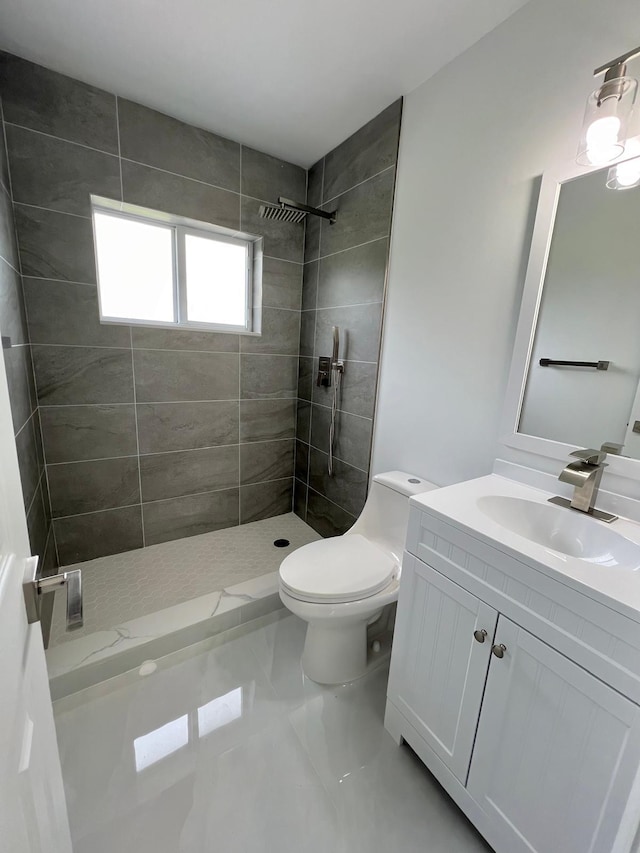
top-left (279, 534), bottom-right (397, 604)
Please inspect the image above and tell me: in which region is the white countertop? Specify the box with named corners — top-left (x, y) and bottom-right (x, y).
top-left (410, 474), bottom-right (640, 624)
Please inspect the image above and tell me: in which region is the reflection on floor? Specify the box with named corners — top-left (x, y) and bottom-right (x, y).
top-left (54, 612), bottom-right (493, 853)
top-left (50, 513), bottom-right (319, 646)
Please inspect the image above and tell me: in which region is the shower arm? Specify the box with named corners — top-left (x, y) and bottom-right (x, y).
top-left (278, 197), bottom-right (337, 224)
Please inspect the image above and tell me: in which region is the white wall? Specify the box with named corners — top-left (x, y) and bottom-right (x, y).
top-left (372, 0), bottom-right (640, 486)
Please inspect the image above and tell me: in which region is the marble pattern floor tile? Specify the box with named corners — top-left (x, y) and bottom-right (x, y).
top-left (54, 613), bottom-right (492, 853)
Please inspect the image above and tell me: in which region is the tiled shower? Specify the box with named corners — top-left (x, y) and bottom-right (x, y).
top-left (0, 51), bottom-right (402, 582)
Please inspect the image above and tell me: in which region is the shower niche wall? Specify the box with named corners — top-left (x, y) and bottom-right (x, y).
top-left (0, 49), bottom-right (402, 577)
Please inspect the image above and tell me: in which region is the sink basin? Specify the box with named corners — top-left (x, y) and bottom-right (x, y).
top-left (476, 495), bottom-right (640, 570)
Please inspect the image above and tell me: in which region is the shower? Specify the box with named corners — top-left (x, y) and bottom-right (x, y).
top-left (327, 326), bottom-right (345, 477)
top-left (259, 197), bottom-right (337, 224)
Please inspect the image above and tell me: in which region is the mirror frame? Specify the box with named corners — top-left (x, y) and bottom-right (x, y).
top-left (500, 155), bottom-right (640, 482)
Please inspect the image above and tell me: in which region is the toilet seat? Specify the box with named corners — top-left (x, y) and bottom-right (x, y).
top-left (279, 534), bottom-right (397, 604)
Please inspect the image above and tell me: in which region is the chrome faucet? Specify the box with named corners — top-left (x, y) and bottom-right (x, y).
top-left (549, 447), bottom-right (617, 523)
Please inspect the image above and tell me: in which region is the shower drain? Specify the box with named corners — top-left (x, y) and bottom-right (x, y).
top-left (273, 539), bottom-right (290, 548)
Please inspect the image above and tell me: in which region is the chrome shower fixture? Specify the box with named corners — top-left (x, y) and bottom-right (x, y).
top-left (259, 197), bottom-right (337, 225)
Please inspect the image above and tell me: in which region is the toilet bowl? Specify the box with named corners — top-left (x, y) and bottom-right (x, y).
top-left (279, 471), bottom-right (438, 684)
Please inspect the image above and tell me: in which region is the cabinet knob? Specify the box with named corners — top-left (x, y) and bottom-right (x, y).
top-left (491, 643), bottom-right (507, 659)
top-left (473, 629), bottom-right (487, 643)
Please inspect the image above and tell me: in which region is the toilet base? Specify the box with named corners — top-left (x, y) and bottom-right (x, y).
top-left (301, 619), bottom-right (388, 685)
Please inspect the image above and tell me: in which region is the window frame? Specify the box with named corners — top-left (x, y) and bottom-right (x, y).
top-left (91, 196), bottom-right (262, 335)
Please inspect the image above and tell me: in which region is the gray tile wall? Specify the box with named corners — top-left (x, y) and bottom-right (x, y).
top-left (0, 52), bottom-right (305, 565)
top-left (294, 100), bottom-right (402, 537)
top-left (0, 92), bottom-right (57, 638)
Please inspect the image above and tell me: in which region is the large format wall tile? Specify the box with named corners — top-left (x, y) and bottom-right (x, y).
top-left (0, 259), bottom-right (27, 345)
top-left (27, 481), bottom-right (49, 558)
top-left (122, 160), bottom-right (239, 230)
top-left (240, 307), bottom-right (300, 356)
top-left (15, 415), bottom-right (40, 510)
top-left (314, 303), bottom-right (383, 364)
top-left (0, 52), bottom-right (118, 153)
top-left (241, 197), bottom-right (303, 263)
top-left (306, 489), bottom-right (356, 538)
top-left (240, 354), bottom-right (297, 399)
top-left (239, 399), bottom-right (296, 443)
top-left (137, 401), bottom-right (239, 454)
top-left (118, 99), bottom-right (240, 191)
top-left (33, 346), bottom-right (134, 405)
top-left (39, 404), bottom-right (137, 464)
top-left (14, 205), bottom-right (97, 282)
top-left (143, 488), bottom-right (239, 546)
top-left (240, 439), bottom-right (294, 485)
top-left (54, 506), bottom-right (144, 564)
top-left (134, 350), bottom-right (239, 402)
top-left (131, 325), bottom-right (239, 352)
top-left (47, 457), bottom-right (140, 517)
top-left (312, 360), bottom-right (377, 419)
top-left (0, 184), bottom-right (19, 270)
top-left (6, 125), bottom-right (121, 216)
top-left (308, 447), bottom-right (367, 517)
top-left (310, 404), bottom-right (372, 472)
top-left (139, 446), bottom-right (239, 501)
top-left (4, 344), bottom-right (35, 433)
top-left (24, 279), bottom-right (130, 346)
top-left (322, 100), bottom-right (401, 203)
top-left (240, 478), bottom-right (292, 524)
top-left (317, 238), bottom-right (387, 308)
top-left (1, 51), bottom-right (312, 558)
top-left (295, 439), bottom-right (309, 482)
top-left (241, 147), bottom-right (306, 204)
top-left (318, 168), bottom-right (394, 259)
top-left (262, 257), bottom-right (302, 311)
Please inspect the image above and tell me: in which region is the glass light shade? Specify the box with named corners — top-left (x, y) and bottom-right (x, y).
top-left (606, 155), bottom-right (640, 189)
top-left (577, 76), bottom-right (637, 166)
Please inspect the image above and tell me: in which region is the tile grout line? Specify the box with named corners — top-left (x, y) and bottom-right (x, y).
top-left (51, 476), bottom-right (294, 521)
top-left (129, 328), bottom-right (146, 546)
top-left (115, 96), bottom-right (124, 201)
top-left (305, 156), bottom-right (324, 521)
top-left (2, 95), bottom-right (59, 563)
top-left (322, 163), bottom-right (396, 207)
top-left (45, 435), bottom-right (296, 466)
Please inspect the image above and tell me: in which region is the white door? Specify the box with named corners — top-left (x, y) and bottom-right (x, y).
top-left (467, 617), bottom-right (640, 853)
top-left (387, 554), bottom-right (498, 783)
top-left (0, 356), bottom-right (72, 852)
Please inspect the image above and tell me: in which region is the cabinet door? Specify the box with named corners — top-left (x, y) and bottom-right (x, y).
top-left (388, 554), bottom-right (498, 783)
top-left (468, 618), bottom-right (640, 853)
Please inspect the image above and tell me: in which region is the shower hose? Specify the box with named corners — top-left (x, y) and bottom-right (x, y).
top-left (328, 364), bottom-right (342, 477)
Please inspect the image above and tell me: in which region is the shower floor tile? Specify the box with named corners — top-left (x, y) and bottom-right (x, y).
top-left (49, 512), bottom-right (319, 647)
top-left (54, 612), bottom-right (493, 853)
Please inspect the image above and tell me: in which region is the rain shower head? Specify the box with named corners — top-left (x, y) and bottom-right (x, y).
top-left (259, 197), bottom-right (337, 225)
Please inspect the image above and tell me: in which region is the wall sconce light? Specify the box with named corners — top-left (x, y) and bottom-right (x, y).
top-left (577, 46), bottom-right (640, 166)
top-left (607, 155), bottom-right (640, 190)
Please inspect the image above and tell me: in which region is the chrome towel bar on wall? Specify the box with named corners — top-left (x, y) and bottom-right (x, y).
top-left (539, 359), bottom-right (610, 370)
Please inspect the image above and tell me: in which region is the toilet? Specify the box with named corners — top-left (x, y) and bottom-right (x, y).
top-left (279, 471), bottom-right (438, 684)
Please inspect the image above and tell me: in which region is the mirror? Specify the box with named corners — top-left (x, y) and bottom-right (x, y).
top-left (517, 164), bottom-right (640, 460)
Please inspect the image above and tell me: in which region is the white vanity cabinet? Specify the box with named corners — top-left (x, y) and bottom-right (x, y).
top-left (385, 504), bottom-right (640, 853)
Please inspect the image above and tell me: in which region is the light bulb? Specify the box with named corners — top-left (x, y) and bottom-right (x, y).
top-left (585, 115), bottom-right (622, 164)
top-left (614, 157), bottom-right (640, 186)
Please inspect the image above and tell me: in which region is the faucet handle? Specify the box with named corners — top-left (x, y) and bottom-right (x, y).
top-left (569, 448), bottom-right (607, 465)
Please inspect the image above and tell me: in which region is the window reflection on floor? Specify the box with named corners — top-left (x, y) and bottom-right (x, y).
top-left (134, 685), bottom-right (246, 772)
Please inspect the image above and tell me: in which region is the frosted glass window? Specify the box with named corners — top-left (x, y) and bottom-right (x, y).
top-left (93, 212), bottom-right (175, 322)
top-left (185, 234), bottom-right (248, 326)
top-left (91, 198), bottom-right (256, 333)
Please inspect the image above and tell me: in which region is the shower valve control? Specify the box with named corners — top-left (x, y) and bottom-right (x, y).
top-left (317, 356), bottom-right (332, 387)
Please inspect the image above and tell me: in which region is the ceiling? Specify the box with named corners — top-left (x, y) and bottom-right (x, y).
top-left (0, 0), bottom-right (528, 167)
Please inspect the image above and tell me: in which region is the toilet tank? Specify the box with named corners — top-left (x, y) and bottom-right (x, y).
top-left (348, 471), bottom-right (438, 563)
